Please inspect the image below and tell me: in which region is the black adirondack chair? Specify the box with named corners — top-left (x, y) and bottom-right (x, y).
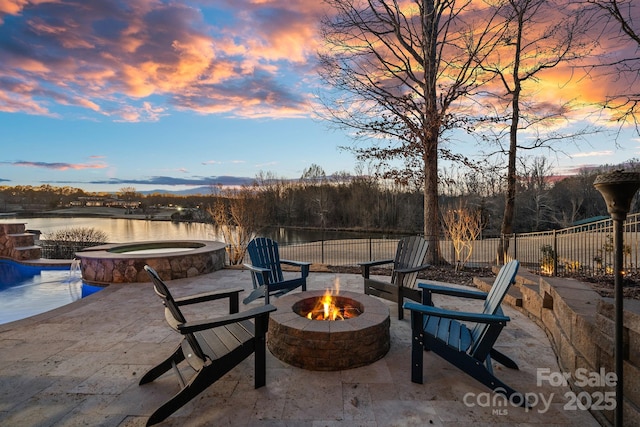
top-left (140, 265), bottom-right (276, 426)
top-left (360, 236), bottom-right (430, 319)
top-left (243, 237), bottom-right (310, 304)
top-left (404, 260), bottom-right (525, 405)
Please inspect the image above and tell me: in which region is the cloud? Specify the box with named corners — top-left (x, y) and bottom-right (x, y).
top-left (51, 175), bottom-right (255, 187)
top-left (2, 160), bottom-right (108, 170)
top-left (0, 0), bottom-right (324, 121)
top-left (2, 0), bottom-right (638, 127)
top-left (202, 159), bottom-right (246, 166)
top-left (570, 151), bottom-right (614, 158)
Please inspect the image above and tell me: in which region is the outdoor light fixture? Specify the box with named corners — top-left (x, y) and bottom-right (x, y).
top-left (593, 169), bottom-right (640, 427)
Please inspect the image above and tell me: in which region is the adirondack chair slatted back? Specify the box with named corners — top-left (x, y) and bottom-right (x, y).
top-left (469, 260), bottom-right (519, 356)
top-left (145, 266), bottom-right (207, 361)
top-left (391, 236), bottom-right (429, 290)
top-left (247, 237), bottom-right (284, 286)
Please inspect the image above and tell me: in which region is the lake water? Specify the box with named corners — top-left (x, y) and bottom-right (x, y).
top-left (1, 217), bottom-right (383, 244)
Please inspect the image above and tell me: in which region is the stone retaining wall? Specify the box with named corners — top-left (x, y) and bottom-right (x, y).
top-left (476, 270), bottom-right (640, 427)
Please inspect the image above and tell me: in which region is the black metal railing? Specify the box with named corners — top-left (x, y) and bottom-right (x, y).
top-left (38, 241), bottom-right (104, 259)
top-left (239, 213), bottom-right (640, 278)
top-left (39, 213), bottom-right (640, 279)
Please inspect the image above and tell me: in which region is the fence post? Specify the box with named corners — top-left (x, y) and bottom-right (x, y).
top-left (321, 239), bottom-right (325, 264)
top-left (513, 233), bottom-right (517, 261)
top-left (553, 229), bottom-right (558, 277)
top-left (369, 237), bottom-right (372, 261)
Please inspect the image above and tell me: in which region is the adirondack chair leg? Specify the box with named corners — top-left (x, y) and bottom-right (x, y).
top-left (397, 289), bottom-right (405, 321)
top-left (242, 285), bottom-right (267, 305)
top-left (490, 348), bottom-right (519, 370)
top-left (254, 334), bottom-right (266, 388)
top-left (146, 364), bottom-right (219, 426)
top-left (139, 345), bottom-right (185, 385)
top-left (410, 311), bottom-right (425, 384)
top-left (465, 358), bottom-right (527, 407)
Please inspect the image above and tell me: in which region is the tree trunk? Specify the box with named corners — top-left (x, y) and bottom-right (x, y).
top-left (498, 89), bottom-right (520, 264)
top-left (423, 136), bottom-right (441, 264)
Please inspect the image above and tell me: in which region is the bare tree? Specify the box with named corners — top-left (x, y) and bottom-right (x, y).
top-left (318, 0), bottom-right (504, 263)
top-left (442, 201), bottom-right (483, 270)
top-left (207, 186), bottom-right (263, 265)
top-left (478, 0), bottom-right (594, 262)
top-left (301, 164), bottom-right (330, 228)
top-left (583, 0), bottom-right (640, 131)
top-left (518, 156), bottom-right (555, 231)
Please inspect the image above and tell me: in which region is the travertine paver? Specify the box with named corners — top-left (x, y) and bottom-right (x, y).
top-left (0, 269), bottom-right (602, 426)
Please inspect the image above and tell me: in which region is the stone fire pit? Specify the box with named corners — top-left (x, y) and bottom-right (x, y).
top-left (267, 290), bottom-right (390, 371)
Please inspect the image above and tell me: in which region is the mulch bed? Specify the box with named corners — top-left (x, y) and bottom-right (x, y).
top-left (326, 264), bottom-right (494, 287)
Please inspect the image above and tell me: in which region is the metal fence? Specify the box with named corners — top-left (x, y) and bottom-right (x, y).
top-left (39, 241), bottom-right (101, 260)
top-left (260, 213), bottom-right (640, 277)
top-left (38, 213), bottom-right (640, 278)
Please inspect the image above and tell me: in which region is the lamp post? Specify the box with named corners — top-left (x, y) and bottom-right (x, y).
top-left (593, 170), bottom-right (640, 427)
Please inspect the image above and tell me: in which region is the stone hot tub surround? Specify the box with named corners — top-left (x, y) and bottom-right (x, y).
top-left (268, 290), bottom-right (390, 371)
top-left (74, 240), bottom-right (226, 284)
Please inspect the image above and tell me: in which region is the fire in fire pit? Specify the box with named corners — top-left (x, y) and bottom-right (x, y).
top-left (294, 286), bottom-right (362, 321)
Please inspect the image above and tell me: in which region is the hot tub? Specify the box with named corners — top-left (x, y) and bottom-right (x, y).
top-left (74, 240), bottom-right (226, 284)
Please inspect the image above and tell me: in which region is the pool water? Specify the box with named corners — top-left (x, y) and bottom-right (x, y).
top-left (0, 261), bottom-right (103, 325)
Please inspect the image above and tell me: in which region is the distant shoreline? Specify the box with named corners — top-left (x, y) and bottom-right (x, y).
top-left (1, 207), bottom-right (180, 222)
top-left (1, 208), bottom-right (414, 236)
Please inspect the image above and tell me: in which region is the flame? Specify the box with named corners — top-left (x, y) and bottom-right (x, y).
top-left (306, 277), bottom-right (346, 321)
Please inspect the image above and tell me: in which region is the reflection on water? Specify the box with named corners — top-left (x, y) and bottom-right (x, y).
top-left (3, 217), bottom-right (217, 243)
top-left (1, 217), bottom-right (389, 244)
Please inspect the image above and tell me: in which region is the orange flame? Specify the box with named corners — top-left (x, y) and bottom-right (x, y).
top-left (306, 278), bottom-right (346, 321)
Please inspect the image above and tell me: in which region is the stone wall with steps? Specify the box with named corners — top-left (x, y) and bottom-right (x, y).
top-left (474, 269), bottom-right (640, 427)
top-left (0, 223), bottom-right (41, 261)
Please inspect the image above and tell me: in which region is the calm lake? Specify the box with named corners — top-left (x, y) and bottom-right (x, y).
top-left (1, 217), bottom-right (384, 244)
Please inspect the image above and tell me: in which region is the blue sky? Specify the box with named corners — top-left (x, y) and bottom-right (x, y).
top-left (0, 0), bottom-right (638, 193)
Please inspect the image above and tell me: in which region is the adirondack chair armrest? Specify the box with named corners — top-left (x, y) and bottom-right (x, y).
top-left (280, 259), bottom-right (311, 277)
top-left (395, 264), bottom-right (430, 275)
top-left (359, 259), bottom-right (393, 278)
top-left (177, 304), bottom-right (277, 334)
top-left (418, 282), bottom-right (488, 300)
top-left (243, 263), bottom-right (270, 274)
top-left (403, 302), bottom-right (510, 324)
top-left (174, 287), bottom-right (244, 305)
top-left (244, 263), bottom-right (272, 284)
top-left (280, 259), bottom-right (311, 267)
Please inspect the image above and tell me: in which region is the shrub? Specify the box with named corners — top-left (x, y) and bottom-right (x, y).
top-left (43, 227), bottom-right (109, 259)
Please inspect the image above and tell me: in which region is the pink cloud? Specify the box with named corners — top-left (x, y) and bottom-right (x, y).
top-left (6, 160), bottom-right (108, 170)
top-left (0, 0), bottom-right (326, 121)
top-left (0, 0), bottom-right (637, 126)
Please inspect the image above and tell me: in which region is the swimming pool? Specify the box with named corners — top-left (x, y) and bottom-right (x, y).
top-left (0, 260), bottom-right (103, 325)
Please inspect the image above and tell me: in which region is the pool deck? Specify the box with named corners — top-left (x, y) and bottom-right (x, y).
top-left (0, 268), bottom-right (602, 426)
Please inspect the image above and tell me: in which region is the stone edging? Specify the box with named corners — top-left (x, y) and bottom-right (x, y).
top-left (475, 269), bottom-right (639, 427)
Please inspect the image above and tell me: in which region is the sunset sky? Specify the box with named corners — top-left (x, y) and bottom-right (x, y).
top-left (0, 0), bottom-right (638, 192)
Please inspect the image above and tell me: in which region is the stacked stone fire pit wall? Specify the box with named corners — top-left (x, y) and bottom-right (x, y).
top-left (268, 290), bottom-right (390, 371)
top-left (475, 268), bottom-right (640, 427)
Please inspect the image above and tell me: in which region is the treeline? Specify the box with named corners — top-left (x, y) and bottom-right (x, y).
top-left (245, 165), bottom-right (616, 236)
top-left (1, 160), bottom-right (637, 236)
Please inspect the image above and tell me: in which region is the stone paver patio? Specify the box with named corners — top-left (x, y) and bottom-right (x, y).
top-left (0, 268), bottom-right (601, 426)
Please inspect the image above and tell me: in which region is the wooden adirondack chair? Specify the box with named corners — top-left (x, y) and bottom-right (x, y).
top-left (243, 237), bottom-right (310, 305)
top-left (140, 266), bottom-right (276, 426)
top-left (403, 260), bottom-right (525, 405)
top-left (360, 236), bottom-right (430, 319)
